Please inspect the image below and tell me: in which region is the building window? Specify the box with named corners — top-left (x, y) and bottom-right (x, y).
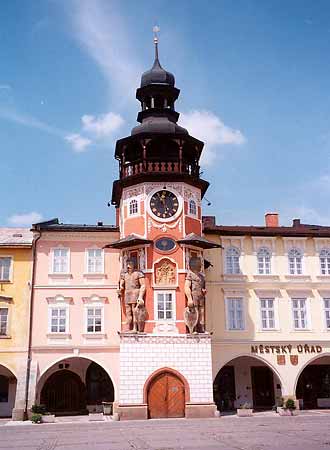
top-left (320, 249), bottom-right (330, 275)
top-left (260, 298), bottom-right (275, 329)
top-left (87, 249), bottom-right (103, 273)
top-left (292, 298), bottom-right (308, 329)
top-left (0, 257), bottom-right (11, 281)
top-left (288, 248), bottom-right (303, 275)
top-left (129, 199), bottom-right (138, 215)
top-left (49, 307), bottom-right (68, 333)
top-left (156, 292), bottom-right (174, 320)
top-left (86, 306), bottom-right (103, 333)
top-left (226, 297), bottom-right (244, 330)
top-left (324, 298), bottom-right (330, 329)
top-left (225, 247), bottom-right (240, 274)
top-left (52, 248), bottom-right (69, 273)
top-left (189, 199), bottom-right (197, 216)
top-left (257, 247), bottom-right (271, 274)
top-left (0, 308), bottom-right (8, 336)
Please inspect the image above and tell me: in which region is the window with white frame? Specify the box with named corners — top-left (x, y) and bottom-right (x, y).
top-left (0, 308), bottom-right (8, 335)
top-left (52, 248), bottom-right (69, 273)
top-left (257, 247), bottom-right (271, 275)
top-left (49, 307), bottom-right (68, 333)
top-left (225, 247), bottom-right (241, 274)
top-left (323, 298), bottom-right (330, 329)
top-left (189, 199), bottom-right (197, 216)
top-left (86, 249), bottom-right (103, 273)
top-left (320, 249), bottom-right (330, 275)
top-left (292, 298), bottom-right (308, 329)
top-left (288, 248), bottom-right (303, 275)
top-left (226, 297), bottom-right (244, 330)
top-left (86, 306), bottom-right (103, 333)
top-left (0, 258), bottom-right (11, 281)
top-left (129, 199), bottom-right (138, 215)
top-left (156, 292), bottom-right (174, 320)
top-left (260, 298), bottom-right (275, 329)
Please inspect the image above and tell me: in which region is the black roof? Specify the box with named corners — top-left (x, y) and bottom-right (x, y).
top-left (32, 218), bottom-right (118, 233)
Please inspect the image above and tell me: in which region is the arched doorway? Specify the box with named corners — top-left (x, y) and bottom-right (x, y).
top-left (40, 370), bottom-right (86, 414)
top-left (147, 370), bottom-right (185, 418)
top-left (213, 356), bottom-right (282, 412)
top-left (296, 355), bottom-right (330, 409)
top-left (0, 365), bottom-right (17, 418)
top-left (38, 357), bottom-right (115, 415)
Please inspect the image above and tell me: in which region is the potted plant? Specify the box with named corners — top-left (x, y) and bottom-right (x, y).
top-left (278, 398), bottom-right (298, 416)
top-left (102, 402), bottom-right (113, 416)
top-left (31, 413), bottom-right (42, 424)
top-left (237, 402), bottom-right (253, 417)
top-left (42, 412), bottom-right (56, 423)
top-left (88, 407), bottom-right (105, 421)
top-left (31, 404), bottom-right (56, 423)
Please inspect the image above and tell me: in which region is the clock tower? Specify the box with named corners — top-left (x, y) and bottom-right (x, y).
top-left (110, 32), bottom-right (218, 419)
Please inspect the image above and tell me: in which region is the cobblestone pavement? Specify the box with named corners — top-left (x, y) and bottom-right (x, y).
top-left (1, 413), bottom-right (330, 450)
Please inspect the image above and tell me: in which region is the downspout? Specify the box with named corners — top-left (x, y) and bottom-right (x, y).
top-left (24, 230), bottom-right (41, 419)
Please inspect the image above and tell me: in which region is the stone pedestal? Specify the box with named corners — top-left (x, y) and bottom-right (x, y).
top-left (118, 333), bottom-right (215, 420)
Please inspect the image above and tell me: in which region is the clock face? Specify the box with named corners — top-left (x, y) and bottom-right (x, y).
top-left (149, 190), bottom-right (180, 219)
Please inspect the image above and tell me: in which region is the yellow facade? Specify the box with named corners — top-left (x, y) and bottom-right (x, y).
top-left (204, 223), bottom-right (330, 410)
top-left (0, 229), bottom-right (32, 418)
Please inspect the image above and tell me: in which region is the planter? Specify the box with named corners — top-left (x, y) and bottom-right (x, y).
top-left (88, 413), bottom-right (105, 422)
top-left (237, 408), bottom-right (253, 417)
top-left (277, 407), bottom-right (298, 416)
top-left (102, 402), bottom-right (113, 415)
top-left (42, 414), bottom-right (56, 423)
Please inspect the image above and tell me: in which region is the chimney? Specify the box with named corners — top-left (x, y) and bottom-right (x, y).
top-left (97, 221), bottom-right (103, 226)
top-left (202, 216), bottom-right (216, 228)
top-left (265, 212), bottom-right (279, 227)
top-left (292, 218), bottom-right (301, 227)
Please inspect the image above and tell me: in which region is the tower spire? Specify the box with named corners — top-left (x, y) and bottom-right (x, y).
top-left (153, 25), bottom-right (160, 62)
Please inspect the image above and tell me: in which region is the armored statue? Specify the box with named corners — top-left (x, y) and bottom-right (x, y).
top-left (119, 259), bottom-right (146, 332)
top-left (184, 256), bottom-right (206, 333)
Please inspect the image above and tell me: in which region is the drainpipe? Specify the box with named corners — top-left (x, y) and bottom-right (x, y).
top-left (24, 230), bottom-right (41, 419)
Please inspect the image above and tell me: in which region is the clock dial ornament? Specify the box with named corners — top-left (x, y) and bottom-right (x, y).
top-left (149, 190), bottom-right (180, 219)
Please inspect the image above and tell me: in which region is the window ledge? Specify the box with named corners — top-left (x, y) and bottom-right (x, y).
top-left (46, 333), bottom-right (71, 339)
top-left (223, 274), bottom-right (247, 282)
top-left (48, 273), bottom-right (72, 279)
top-left (258, 329), bottom-right (281, 332)
top-left (82, 333), bottom-right (107, 339)
top-left (0, 335), bottom-right (11, 339)
top-left (83, 273), bottom-right (106, 279)
top-left (253, 275), bottom-right (280, 281)
top-left (285, 275), bottom-right (311, 281)
top-left (0, 280), bottom-right (11, 284)
top-left (291, 329), bottom-right (312, 332)
top-left (317, 275), bottom-right (330, 281)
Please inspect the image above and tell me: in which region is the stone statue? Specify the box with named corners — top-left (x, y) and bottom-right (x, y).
top-left (184, 256), bottom-right (206, 333)
top-left (119, 259), bottom-right (146, 333)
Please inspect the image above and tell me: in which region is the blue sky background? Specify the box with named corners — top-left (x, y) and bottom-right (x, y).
top-left (1, 0), bottom-right (330, 227)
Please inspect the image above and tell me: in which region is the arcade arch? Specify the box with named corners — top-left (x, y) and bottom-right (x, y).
top-left (0, 364), bottom-right (17, 418)
top-left (213, 356), bottom-right (282, 412)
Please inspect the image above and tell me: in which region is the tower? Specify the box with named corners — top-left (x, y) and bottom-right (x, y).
top-left (110, 31), bottom-right (218, 419)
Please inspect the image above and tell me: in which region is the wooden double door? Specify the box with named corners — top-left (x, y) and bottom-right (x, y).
top-left (251, 367), bottom-right (275, 409)
top-left (148, 372), bottom-right (185, 418)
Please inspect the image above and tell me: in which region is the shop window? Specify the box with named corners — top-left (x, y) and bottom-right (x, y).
top-left (288, 248), bottom-right (303, 275)
top-left (320, 249), bottom-right (330, 275)
top-left (225, 297), bottom-right (244, 330)
top-left (257, 247), bottom-right (271, 275)
top-left (225, 247), bottom-right (240, 274)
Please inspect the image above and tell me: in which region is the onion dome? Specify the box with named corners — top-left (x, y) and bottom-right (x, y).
top-left (140, 43), bottom-right (175, 87)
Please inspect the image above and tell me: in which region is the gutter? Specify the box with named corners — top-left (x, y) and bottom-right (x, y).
top-left (24, 230), bottom-right (41, 418)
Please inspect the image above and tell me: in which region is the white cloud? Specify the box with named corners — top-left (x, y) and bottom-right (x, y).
top-left (0, 108), bottom-right (63, 137)
top-left (69, 0), bottom-right (141, 104)
top-left (82, 112), bottom-right (124, 137)
top-left (65, 133), bottom-right (92, 152)
top-left (180, 110), bottom-right (246, 166)
top-left (8, 212), bottom-right (43, 226)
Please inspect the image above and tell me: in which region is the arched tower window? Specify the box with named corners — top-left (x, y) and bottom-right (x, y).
top-left (189, 199), bottom-right (197, 216)
top-left (257, 247), bottom-right (271, 275)
top-left (129, 199), bottom-right (138, 216)
top-left (288, 248), bottom-right (303, 275)
top-left (320, 248), bottom-right (330, 275)
top-left (225, 247), bottom-right (240, 274)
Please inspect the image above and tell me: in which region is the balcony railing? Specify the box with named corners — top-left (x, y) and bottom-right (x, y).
top-left (121, 160), bottom-right (199, 179)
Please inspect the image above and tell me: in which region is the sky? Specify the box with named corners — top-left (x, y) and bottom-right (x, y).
top-left (1, 0), bottom-right (330, 227)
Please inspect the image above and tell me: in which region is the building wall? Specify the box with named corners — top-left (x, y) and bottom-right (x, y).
top-left (204, 233), bottom-right (330, 398)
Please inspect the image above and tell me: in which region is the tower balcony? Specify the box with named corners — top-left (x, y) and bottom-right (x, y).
top-left (120, 159), bottom-right (200, 179)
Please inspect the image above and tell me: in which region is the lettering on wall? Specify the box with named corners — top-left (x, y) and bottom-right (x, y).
top-left (251, 344), bottom-right (322, 356)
